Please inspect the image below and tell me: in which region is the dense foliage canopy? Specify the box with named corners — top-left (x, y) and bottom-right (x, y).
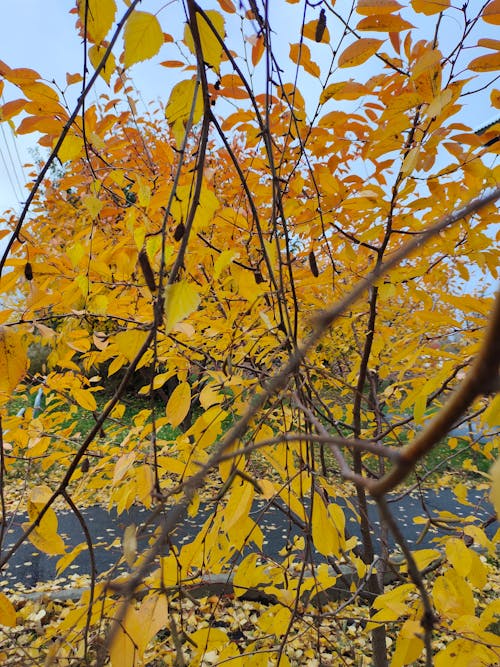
top-left (0, 1), bottom-right (499, 665)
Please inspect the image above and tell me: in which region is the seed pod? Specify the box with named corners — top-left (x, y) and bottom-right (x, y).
top-left (315, 9), bottom-right (326, 43)
top-left (138, 250), bottom-right (156, 292)
top-left (24, 262), bottom-right (33, 281)
top-left (174, 221), bottom-right (185, 242)
top-left (308, 250), bottom-right (319, 277)
top-left (254, 270), bottom-right (265, 284)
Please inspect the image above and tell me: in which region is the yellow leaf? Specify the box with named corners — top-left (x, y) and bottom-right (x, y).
top-left (320, 80), bottom-right (367, 103)
top-left (257, 479), bottom-right (275, 499)
top-left (78, 0), bottom-right (116, 44)
top-left (88, 43), bottom-right (116, 84)
top-left (22, 512), bottom-right (66, 556)
top-left (257, 605), bottom-right (292, 636)
top-left (219, 439), bottom-right (244, 482)
top-left (109, 605), bottom-right (143, 667)
top-left (189, 627), bottom-right (229, 661)
top-left (224, 480), bottom-right (254, 531)
top-left (113, 452), bottom-right (136, 485)
top-left (373, 583), bottom-right (415, 613)
top-left (114, 328), bottom-right (149, 363)
top-left (58, 133), bottom-right (84, 162)
top-left (434, 638), bottom-right (499, 667)
top-left (401, 549), bottom-right (441, 572)
top-left (316, 562), bottom-right (339, 591)
top-left (135, 595), bottom-right (169, 655)
top-left (199, 383), bottom-right (223, 409)
top-left (82, 194), bottom-right (103, 218)
top-left (123, 524), bottom-right (137, 567)
top-left (411, 0), bottom-right (450, 14)
top-left (413, 393), bottom-right (427, 423)
top-left (311, 494), bottom-right (344, 558)
top-left (357, 13), bottom-right (414, 31)
top-left (463, 525), bottom-right (495, 557)
top-left (391, 619), bottom-right (424, 667)
top-left (0, 327), bottom-right (27, 404)
top-left (187, 490), bottom-right (200, 518)
top-left (0, 593), bottom-right (16, 627)
top-left (433, 568), bottom-right (475, 619)
top-left (165, 78), bottom-right (204, 147)
top-left (67, 242), bottom-right (85, 267)
top-left (469, 51), bottom-right (500, 72)
top-left (356, 0), bottom-right (404, 14)
top-left (72, 387), bottom-right (97, 411)
top-left (123, 11), bottom-right (163, 69)
top-left (214, 249), bottom-right (239, 278)
top-left (165, 381), bottom-right (191, 427)
top-left (56, 542), bottom-right (87, 576)
top-left (489, 457), bottom-right (500, 524)
top-left (484, 393), bottom-right (500, 427)
top-left (169, 182), bottom-right (220, 229)
top-left (445, 539), bottom-right (473, 579)
top-left (233, 553), bottom-right (272, 593)
top-left (401, 145), bottom-right (420, 176)
top-left (135, 464), bottom-right (154, 507)
top-left (453, 482), bottom-right (470, 505)
top-left (184, 10), bottom-right (225, 72)
top-left (339, 38), bottom-right (384, 67)
top-left (164, 280), bottom-right (201, 334)
top-left (482, 0), bottom-right (500, 25)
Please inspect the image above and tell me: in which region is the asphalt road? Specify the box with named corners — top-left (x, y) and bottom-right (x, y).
top-left (0, 487), bottom-right (495, 589)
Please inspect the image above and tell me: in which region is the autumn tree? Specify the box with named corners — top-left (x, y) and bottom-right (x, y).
top-left (0, 1), bottom-right (499, 665)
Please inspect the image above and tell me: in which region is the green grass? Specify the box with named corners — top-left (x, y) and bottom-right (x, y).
top-left (6, 386), bottom-right (495, 489)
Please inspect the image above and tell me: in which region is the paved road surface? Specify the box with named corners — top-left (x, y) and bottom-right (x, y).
top-left (0, 487), bottom-right (495, 589)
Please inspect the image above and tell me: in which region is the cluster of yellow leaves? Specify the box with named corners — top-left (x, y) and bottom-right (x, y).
top-left (0, 0), bottom-right (499, 664)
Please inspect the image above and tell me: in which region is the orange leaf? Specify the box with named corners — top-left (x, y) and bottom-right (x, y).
top-left (477, 38), bottom-right (500, 50)
top-left (217, 0), bottom-right (236, 12)
top-left (17, 115), bottom-right (62, 135)
top-left (289, 43), bottom-right (321, 77)
top-left (2, 66), bottom-right (39, 84)
top-left (66, 72), bottom-right (83, 85)
top-left (219, 74), bottom-right (247, 98)
top-left (0, 99), bottom-right (27, 121)
top-left (252, 34), bottom-right (265, 66)
top-left (469, 51), bottom-right (500, 72)
top-left (411, 0), bottom-right (450, 14)
top-left (482, 0), bottom-right (500, 25)
top-left (159, 60), bottom-right (186, 68)
top-left (338, 38), bottom-right (384, 67)
top-left (320, 80), bottom-right (368, 103)
top-left (356, 0), bottom-right (404, 15)
top-left (357, 13), bottom-right (414, 31)
top-left (302, 18), bottom-right (331, 43)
